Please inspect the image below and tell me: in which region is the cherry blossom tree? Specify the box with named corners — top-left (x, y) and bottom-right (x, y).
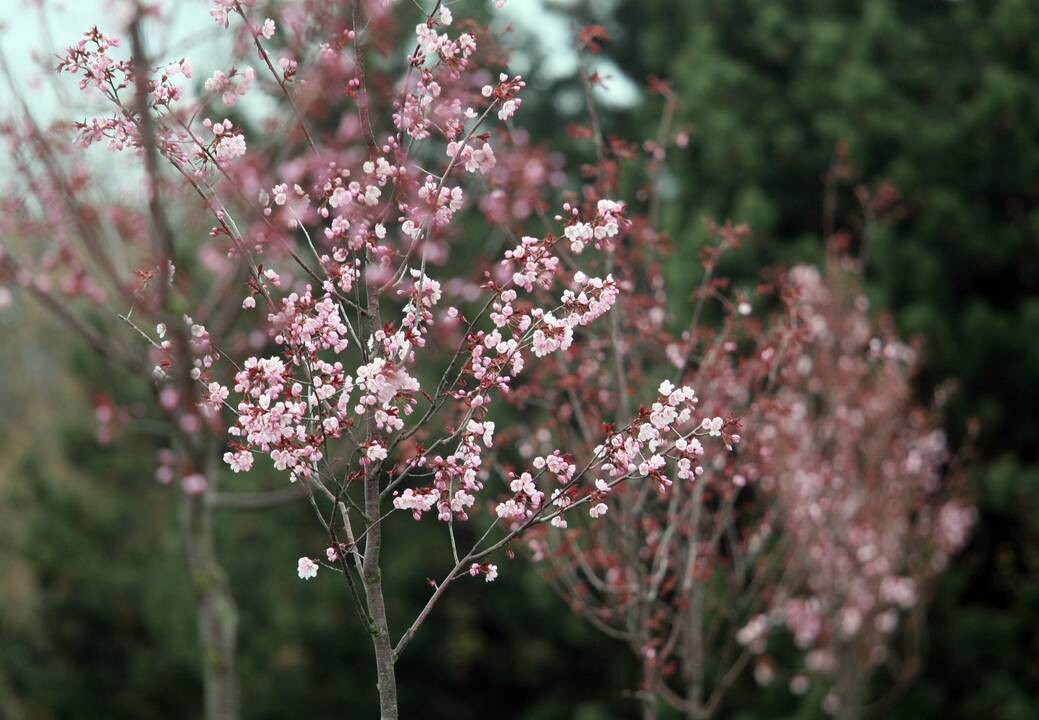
top-left (0, 18), bottom-right (279, 719)
top-left (1, 2), bottom-right (739, 717)
top-left (738, 254), bottom-right (975, 720)
top-left (520, 206), bottom-right (805, 719)
top-left (527, 232), bottom-right (974, 718)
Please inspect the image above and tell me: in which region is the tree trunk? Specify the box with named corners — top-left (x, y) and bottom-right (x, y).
top-left (834, 660), bottom-right (866, 720)
top-left (364, 565), bottom-right (398, 719)
top-left (641, 658), bottom-right (659, 720)
top-left (684, 480), bottom-right (707, 720)
top-left (362, 467), bottom-right (398, 718)
top-left (360, 213), bottom-right (397, 718)
top-left (183, 472), bottom-right (239, 720)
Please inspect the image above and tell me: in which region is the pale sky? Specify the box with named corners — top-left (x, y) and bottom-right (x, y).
top-left (0, 0), bottom-right (636, 131)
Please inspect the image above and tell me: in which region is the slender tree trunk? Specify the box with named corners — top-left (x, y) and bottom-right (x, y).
top-left (362, 506), bottom-right (398, 719)
top-left (835, 657), bottom-right (866, 720)
top-left (361, 255), bottom-right (398, 718)
top-left (641, 658), bottom-right (659, 720)
top-left (183, 462), bottom-right (239, 720)
top-left (685, 481), bottom-right (707, 720)
top-left (683, 587), bottom-right (706, 720)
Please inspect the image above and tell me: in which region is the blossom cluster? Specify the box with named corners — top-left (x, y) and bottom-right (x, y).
top-left (733, 261), bottom-right (975, 706)
top-left (204, 66), bottom-right (255, 106)
top-left (559, 199), bottom-right (627, 253)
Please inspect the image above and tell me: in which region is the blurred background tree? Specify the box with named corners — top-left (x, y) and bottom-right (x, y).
top-left (556, 0), bottom-right (1039, 716)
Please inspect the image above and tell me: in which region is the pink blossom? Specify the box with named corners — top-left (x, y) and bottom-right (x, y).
top-left (297, 557), bottom-right (319, 580)
top-left (182, 473), bottom-right (208, 495)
